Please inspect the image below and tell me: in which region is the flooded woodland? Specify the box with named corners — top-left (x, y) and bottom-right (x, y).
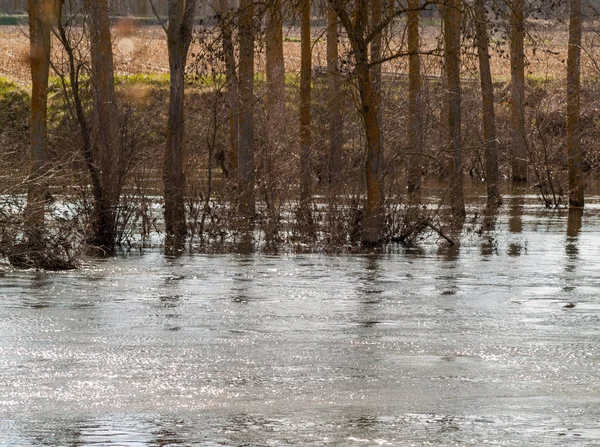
top-left (1, 1), bottom-right (600, 445)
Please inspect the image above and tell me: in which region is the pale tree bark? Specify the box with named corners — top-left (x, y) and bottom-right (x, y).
top-left (217, 0), bottom-right (238, 178)
top-left (238, 0), bottom-right (256, 221)
top-left (406, 0), bottom-right (423, 194)
top-left (86, 0), bottom-right (123, 254)
top-left (567, 0), bottom-right (584, 207)
top-left (299, 0), bottom-right (313, 231)
top-left (25, 0), bottom-right (52, 246)
top-left (327, 5), bottom-right (342, 185)
top-left (163, 0), bottom-right (198, 251)
top-left (474, 0), bottom-right (500, 207)
top-left (510, 0), bottom-right (527, 182)
top-left (443, 0), bottom-right (465, 222)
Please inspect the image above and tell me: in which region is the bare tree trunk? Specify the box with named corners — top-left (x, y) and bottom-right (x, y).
top-left (238, 0), bottom-right (256, 221)
top-left (24, 0), bottom-right (52, 247)
top-left (438, 1), bottom-right (448, 169)
top-left (567, 0), bottom-right (584, 207)
top-left (262, 0), bottom-right (285, 240)
top-left (86, 0), bottom-right (123, 254)
top-left (218, 0), bottom-right (239, 178)
top-left (406, 0), bottom-right (423, 194)
top-left (371, 0), bottom-right (382, 176)
top-left (329, 0), bottom-right (382, 245)
top-left (163, 0), bottom-right (197, 251)
top-left (443, 0), bottom-right (465, 222)
top-left (266, 0), bottom-right (285, 124)
top-left (55, 0), bottom-right (103, 225)
top-left (327, 5), bottom-right (342, 185)
top-left (299, 0), bottom-right (313, 231)
top-left (356, 0), bottom-right (382, 246)
top-left (474, 0), bottom-right (500, 207)
top-left (510, 0), bottom-right (527, 183)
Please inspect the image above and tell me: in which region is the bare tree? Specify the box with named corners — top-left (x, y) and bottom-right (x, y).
top-left (238, 0), bottom-right (256, 222)
top-left (567, 0), bottom-right (584, 207)
top-left (298, 0), bottom-right (314, 233)
top-left (265, 0), bottom-right (285, 125)
top-left (85, 0), bottom-right (124, 254)
top-left (406, 0), bottom-right (423, 194)
top-left (371, 0), bottom-right (382, 138)
top-left (217, 0), bottom-right (239, 178)
top-left (474, 0), bottom-right (500, 207)
top-left (24, 0), bottom-right (52, 247)
top-left (326, 4), bottom-right (343, 185)
top-left (162, 0), bottom-right (198, 252)
top-left (328, 0), bottom-right (383, 245)
top-left (443, 0), bottom-right (465, 221)
top-left (510, 0), bottom-right (527, 183)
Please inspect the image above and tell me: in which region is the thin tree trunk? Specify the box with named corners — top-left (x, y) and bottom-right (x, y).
top-left (407, 0), bottom-right (423, 194)
top-left (371, 0), bottom-right (382, 179)
top-left (443, 0), bottom-right (465, 222)
top-left (299, 0), bottom-right (313, 230)
top-left (266, 0), bottom-right (285, 124)
top-left (327, 5), bottom-right (342, 185)
top-left (510, 0), bottom-right (527, 183)
top-left (218, 0), bottom-right (238, 178)
top-left (439, 1), bottom-right (448, 169)
top-left (370, 0), bottom-right (382, 118)
top-left (25, 0), bottom-right (52, 247)
top-left (238, 0), bottom-right (256, 221)
top-left (86, 0), bottom-right (123, 254)
top-left (567, 0), bottom-right (584, 207)
top-left (163, 0), bottom-right (197, 251)
top-left (474, 0), bottom-right (500, 207)
top-left (55, 0), bottom-right (103, 216)
top-left (264, 0), bottom-right (284, 226)
top-left (356, 0), bottom-right (382, 246)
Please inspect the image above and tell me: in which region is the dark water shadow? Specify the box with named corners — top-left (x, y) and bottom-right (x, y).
top-left (230, 254), bottom-right (256, 304)
top-left (508, 195), bottom-right (524, 256)
top-left (356, 255), bottom-right (384, 322)
top-left (564, 208), bottom-right (583, 280)
top-left (436, 241), bottom-right (460, 296)
top-left (480, 202), bottom-right (499, 257)
top-left (23, 272), bottom-right (53, 308)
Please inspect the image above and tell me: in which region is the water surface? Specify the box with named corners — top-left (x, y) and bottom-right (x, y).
top-left (1, 198), bottom-right (599, 446)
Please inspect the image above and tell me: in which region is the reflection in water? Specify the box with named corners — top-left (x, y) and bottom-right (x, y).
top-left (357, 255), bottom-right (383, 320)
top-left (231, 255), bottom-right (255, 303)
top-left (508, 196), bottom-right (524, 256)
top-left (25, 272), bottom-right (52, 309)
top-left (564, 208), bottom-right (583, 280)
top-left (480, 205), bottom-right (499, 257)
top-left (508, 195), bottom-right (523, 233)
top-left (566, 207), bottom-right (583, 240)
top-left (438, 241), bottom-right (460, 262)
top-left (437, 240), bottom-right (459, 296)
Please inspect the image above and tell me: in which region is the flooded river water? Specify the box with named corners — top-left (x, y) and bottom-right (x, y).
top-left (0, 196), bottom-right (599, 446)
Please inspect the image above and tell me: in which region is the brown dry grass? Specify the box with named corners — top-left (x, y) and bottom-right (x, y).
top-left (0, 21), bottom-right (588, 87)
